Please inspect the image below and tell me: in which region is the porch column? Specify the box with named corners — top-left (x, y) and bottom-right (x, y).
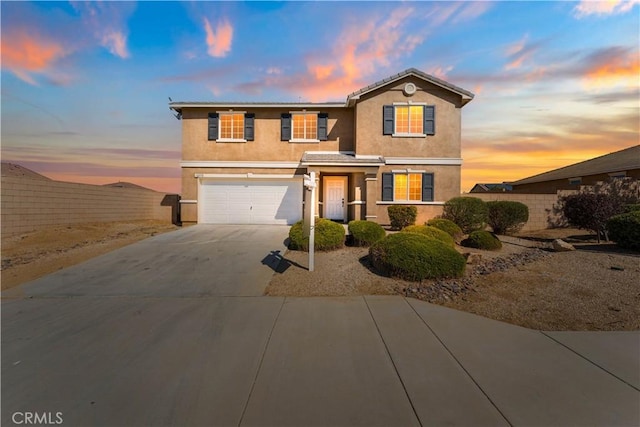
top-left (365, 173), bottom-right (378, 222)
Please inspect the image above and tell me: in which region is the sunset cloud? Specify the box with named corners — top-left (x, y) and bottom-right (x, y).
top-left (70, 1), bottom-right (134, 59)
top-left (204, 18), bottom-right (233, 58)
top-left (1, 31), bottom-right (67, 85)
top-left (574, 0), bottom-right (640, 17)
top-left (582, 46), bottom-right (639, 88)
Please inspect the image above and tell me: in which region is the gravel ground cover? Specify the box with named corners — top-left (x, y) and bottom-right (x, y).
top-left (266, 228), bottom-right (639, 331)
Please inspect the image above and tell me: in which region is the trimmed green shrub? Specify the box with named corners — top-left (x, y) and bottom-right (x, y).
top-left (461, 230), bottom-right (502, 251)
top-left (607, 211), bottom-right (640, 250)
top-left (426, 218), bottom-right (463, 240)
top-left (401, 225), bottom-right (455, 247)
top-left (348, 220), bottom-right (386, 247)
top-left (388, 205), bottom-right (417, 230)
top-left (369, 233), bottom-right (466, 281)
top-left (623, 204), bottom-right (640, 213)
top-left (442, 197), bottom-right (488, 233)
top-left (288, 218), bottom-right (345, 251)
top-left (487, 201), bottom-right (529, 235)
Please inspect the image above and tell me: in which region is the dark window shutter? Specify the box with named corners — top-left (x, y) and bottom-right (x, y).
top-left (424, 105), bottom-right (435, 135)
top-left (208, 113), bottom-right (218, 141)
top-left (317, 113), bottom-right (328, 141)
top-left (383, 105), bottom-right (394, 135)
top-left (422, 173), bottom-right (434, 202)
top-left (244, 113), bottom-right (255, 141)
top-left (281, 113), bottom-right (291, 141)
top-left (382, 173), bottom-right (394, 201)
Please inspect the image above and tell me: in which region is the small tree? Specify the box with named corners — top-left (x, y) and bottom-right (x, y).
top-left (487, 201), bottom-right (529, 235)
top-left (560, 193), bottom-right (623, 242)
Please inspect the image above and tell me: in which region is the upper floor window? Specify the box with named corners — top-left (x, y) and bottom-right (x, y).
top-left (208, 112), bottom-right (254, 142)
top-left (383, 104), bottom-right (435, 137)
top-left (281, 112), bottom-right (328, 142)
top-left (220, 112), bottom-right (245, 140)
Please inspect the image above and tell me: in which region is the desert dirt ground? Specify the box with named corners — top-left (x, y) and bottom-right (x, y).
top-left (1, 220), bottom-right (179, 290)
top-left (266, 228), bottom-right (640, 331)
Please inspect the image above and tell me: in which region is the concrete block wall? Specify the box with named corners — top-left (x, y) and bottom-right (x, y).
top-left (467, 191), bottom-right (575, 232)
top-left (1, 176), bottom-right (172, 236)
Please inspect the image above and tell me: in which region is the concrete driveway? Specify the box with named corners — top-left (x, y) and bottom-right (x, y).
top-left (2, 225), bottom-right (639, 426)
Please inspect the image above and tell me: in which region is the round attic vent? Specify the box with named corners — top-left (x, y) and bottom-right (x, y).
top-left (403, 82), bottom-right (417, 96)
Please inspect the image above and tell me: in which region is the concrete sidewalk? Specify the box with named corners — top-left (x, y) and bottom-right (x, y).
top-left (2, 294), bottom-right (638, 426)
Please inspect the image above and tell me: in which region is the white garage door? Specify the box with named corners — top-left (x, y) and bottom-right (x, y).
top-left (199, 179), bottom-right (303, 225)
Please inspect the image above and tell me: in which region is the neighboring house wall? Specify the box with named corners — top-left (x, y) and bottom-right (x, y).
top-left (470, 191), bottom-right (574, 232)
top-left (512, 170), bottom-right (640, 194)
top-left (1, 176), bottom-right (172, 236)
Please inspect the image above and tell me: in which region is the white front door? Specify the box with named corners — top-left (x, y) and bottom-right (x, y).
top-left (324, 176), bottom-right (347, 221)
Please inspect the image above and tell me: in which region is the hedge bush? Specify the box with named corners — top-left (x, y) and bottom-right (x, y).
top-left (442, 197), bottom-right (488, 233)
top-left (348, 220), bottom-right (386, 247)
top-left (607, 211), bottom-right (640, 250)
top-left (288, 218), bottom-right (345, 251)
top-left (623, 204), bottom-right (640, 213)
top-left (426, 218), bottom-right (463, 240)
top-left (388, 205), bottom-right (417, 230)
top-left (369, 233), bottom-right (466, 281)
top-left (461, 230), bottom-right (502, 251)
top-left (487, 201), bottom-right (529, 235)
top-left (401, 225), bottom-right (455, 247)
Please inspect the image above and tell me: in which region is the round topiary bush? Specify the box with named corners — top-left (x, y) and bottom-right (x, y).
top-left (288, 218), bottom-right (345, 251)
top-left (369, 233), bottom-right (466, 281)
top-left (401, 225), bottom-right (455, 247)
top-left (348, 220), bottom-right (386, 247)
top-left (387, 205), bottom-right (418, 230)
top-left (607, 211), bottom-right (640, 250)
top-left (461, 230), bottom-right (502, 251)
top-left (487, 201), bottom-right (529, 235)
top-left (442, 197), bottom-right (488, 233)
top-left (426, 218), bottom-right (464, 240)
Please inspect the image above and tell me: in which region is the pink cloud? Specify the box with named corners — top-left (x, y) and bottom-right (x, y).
top-left (574, 0), bottom-right (639, 17)
top-left (1, 30), bottom-right (68, 85)
top-left (70, 1), bottom-right (134, 59)
top-left (204, 18), bottom-right (233, 58)
top-left (101, 30), bottom-right (129, 59)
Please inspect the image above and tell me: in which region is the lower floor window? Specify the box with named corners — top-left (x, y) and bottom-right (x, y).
top-left (382, 172), bottom-right (434, 202)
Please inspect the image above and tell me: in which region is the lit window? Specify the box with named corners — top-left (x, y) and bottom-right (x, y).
top-left (292, 113), bottom-right (317, 140)
top-left (394, 173), bottom-right (422, 201)
top-left (219, 113), bottom-right (245, 140)
top-left (394, 105), bottom-right (423, 135)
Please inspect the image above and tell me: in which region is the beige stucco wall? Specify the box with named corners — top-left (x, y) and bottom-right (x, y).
top-left (470, 192), bottom-right (574, 231)
top-left (1, 176), bottom-right (172, 236)
top-left (181, 107), bottom-right (354, 162)
top-left (354, 76), bottom-right (463, 158)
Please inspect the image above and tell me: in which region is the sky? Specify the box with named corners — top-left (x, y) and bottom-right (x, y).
top-left (1, 0), bottom-right (638, 194)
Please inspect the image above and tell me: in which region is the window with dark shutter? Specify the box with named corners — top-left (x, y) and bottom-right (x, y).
top-left (317, 113), bottom-right (328, 141)
top-left (382, 173), bottom-right (394, 201)
top-left (244, 113), bottom-right (255, 141)
top-left (383, 105), bottom-right (394, 135)
top-left (281, 113), bottom-right (291, 141)
top-left (424, 106), bottom-right (435, 136)
top-left (208, 113), bottom-right (218, 141)
top-left (422, 173), bottom-right (434, 201)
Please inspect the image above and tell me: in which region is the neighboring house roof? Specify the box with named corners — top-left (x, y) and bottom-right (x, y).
top-left (169, 68), bottom-right (475, 113)
top-left (1, 162), bottom-right (51, 180)
top-left (510, 145), bottom-right (640, 186)
top-left (103, 181), bottom-right (156, 191)
top-left (346, 68), bottom-right (474, 106)
top-left (300, 152), bottom-right (384, 166)
top-left (470, 183), bottom-right (513, 192)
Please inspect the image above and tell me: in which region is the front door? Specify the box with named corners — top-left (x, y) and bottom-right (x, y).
top-left (324, 176), bottom-right (347, 221)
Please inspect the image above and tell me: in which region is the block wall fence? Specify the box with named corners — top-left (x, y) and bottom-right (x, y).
top-left (466, 191), bottom-right (576, 232)
top-left (1, 176), bottom-right (173, 236)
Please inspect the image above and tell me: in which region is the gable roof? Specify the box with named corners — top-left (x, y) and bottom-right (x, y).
top-left (1, 162), bottom-right (51, 180)
top-left (346, 68), bottom-right (474, 106)
top-left (510, 145), bottom-right (640, 186)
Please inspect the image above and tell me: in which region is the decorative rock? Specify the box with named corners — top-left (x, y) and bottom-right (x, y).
top-left (466, 253), bottom-right (483, 265)
top-left (552, 239), bottom-right (576, 252)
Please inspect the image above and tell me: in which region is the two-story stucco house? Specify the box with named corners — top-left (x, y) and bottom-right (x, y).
top-left (170, 68), bottom-right (474, 226)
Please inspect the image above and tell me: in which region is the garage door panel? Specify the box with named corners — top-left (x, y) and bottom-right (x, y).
top-left (199, 179), bottom-right (302, 225)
